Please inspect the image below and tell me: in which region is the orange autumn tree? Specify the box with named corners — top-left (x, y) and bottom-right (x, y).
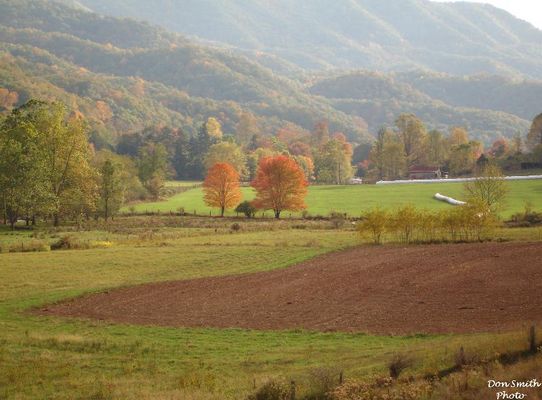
top-left (203, 163), bottom-right (242, 217)
top-left (251, 155), bottom-right (308, 219)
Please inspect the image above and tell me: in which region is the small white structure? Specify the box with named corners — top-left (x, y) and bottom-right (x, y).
top-left (350, 177), bottom-right (363, 185)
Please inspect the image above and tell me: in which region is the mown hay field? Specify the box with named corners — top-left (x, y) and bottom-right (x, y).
top-left (125, 180), bottom-right (542, 218)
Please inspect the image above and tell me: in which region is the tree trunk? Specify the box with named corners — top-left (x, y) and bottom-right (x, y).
top-left (104, 199), bottom-right (109, 222)
top-left (274, 210), bottom-right (281, 219)
top-left (53, 213), bottom-right (60, 227)
top-left (8, 215), bottom-right (16, 231)
top-left (220, 207), bottom-right (225, 217)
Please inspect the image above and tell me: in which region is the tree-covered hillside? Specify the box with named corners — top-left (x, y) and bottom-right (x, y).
top-left (69, 0), bottom-right (542, 78)
top-left (309, 71), bottom-right (534, 142)
top-left (0, 0), bottom-right (368, 145)
top-left (0, 0), bottom-right (539, 146)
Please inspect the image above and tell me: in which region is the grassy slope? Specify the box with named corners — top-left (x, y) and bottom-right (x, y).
top-left (127, 180), bottom-right (542, 218)
top-left (0, 226), bottom-right (532, 399)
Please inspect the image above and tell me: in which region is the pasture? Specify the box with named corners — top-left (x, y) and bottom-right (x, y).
top-left (125, 180), bottom-right (542, 218)
top-left (1, 218), bottom-right (541, 399)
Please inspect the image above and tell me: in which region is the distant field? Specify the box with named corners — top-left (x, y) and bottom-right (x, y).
top-left (164, 180), bottom-right (201, 188)
top-left (126, 180), bottom-right (542, 218)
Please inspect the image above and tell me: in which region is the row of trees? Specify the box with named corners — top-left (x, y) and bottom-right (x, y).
top-left (202, 155), bottom-right (308, 219)
top-left (110, 111), bottom-right (542, 194)
top-left (364, 113), bottom-right (541, 181)
top-left (116, 117), bottom-right (356, 187)
top-left (0, 99), bottom-right (354, 228)
top-left (0, 100), bottom-right (144, 228)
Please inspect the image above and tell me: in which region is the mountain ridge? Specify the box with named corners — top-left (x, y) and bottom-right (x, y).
top-left (66, 0), bottom-right (542, 78)
top-left (0, 0), bottom-right (537, 146)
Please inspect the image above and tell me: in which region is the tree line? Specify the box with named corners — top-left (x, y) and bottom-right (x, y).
top-left (115, 115), bottom-right (356, 186)
top-left (2, 100), bottom-right (540, 228)
top-left (0, 100), bottom-right (142, 228)
top-left (361, 113), bottom-right (542, 181)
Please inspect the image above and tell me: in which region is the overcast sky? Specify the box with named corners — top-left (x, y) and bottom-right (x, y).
top-left (433, 0), bottom-right (542, 29)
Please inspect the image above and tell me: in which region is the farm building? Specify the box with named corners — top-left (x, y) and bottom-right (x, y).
top-left (408, 166), bottom-right (442, 180)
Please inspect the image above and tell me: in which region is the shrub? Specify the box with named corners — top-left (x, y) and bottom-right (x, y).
top-left (306, 368), bottom-right (342, 400)
top-left (358, 208), bottom-right (388, 244)
top-left (388, 354), bottom-right (413, 379)
top-left (464, 163), bottom-right (508, 214)
top-left (417, 210), bottom-right (442, 243)
top-left (7, 240), bottom-right (50, 253)
top-left (50, 236), bottom-right (112, 250)
top-left (510, 202), bottom-right (542, 227)
top-left (454, 346), bottom-right (479, 368)
top-left (389, 205), bottom-right (419, 244)
top-left (457, 200), bottom-right (497, 242)
top-left (329, 212), bottom-right (346, 229)
top-left (236, 201), bottom-right (257, 218)
top-left (231, 222), bottom-right (241, 232)
top-left (246, 380), bottom-right (293, 400)
top-left (51, 235), bottom-right (81, 250)
top-left (331, 378), bottom-right (432, 400)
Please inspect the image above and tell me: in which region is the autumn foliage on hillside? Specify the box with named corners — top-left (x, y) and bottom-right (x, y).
top-left (203, 163), bottom-right (242, 217)
top-left (251, 155), bottom-right (308, 219)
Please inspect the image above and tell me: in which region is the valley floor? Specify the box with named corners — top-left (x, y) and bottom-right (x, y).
top-left (0, 218), bottom-right (541, 399)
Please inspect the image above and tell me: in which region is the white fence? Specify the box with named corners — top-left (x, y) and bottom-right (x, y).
top-left (376, 175), bottom-right (542, 185)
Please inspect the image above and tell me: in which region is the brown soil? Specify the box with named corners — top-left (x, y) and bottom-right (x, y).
top-left (38, 242), bottom-right (542, 335)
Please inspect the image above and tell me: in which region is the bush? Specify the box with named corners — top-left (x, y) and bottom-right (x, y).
top-left (305, 368), bottom-right (341, 400)
top-left (357, 203), bottom-right (499, 245)
top-left (246, 380), bottom-right (293, 400)
top-left (231, 222), bottom-right (241, 232)
top-left (388, 354), bottom-right (413, 379)
top-left (389, 205), bottom-right (419, 244)
top-left (331, 378), bottom-right (432, 400)
top-left (51, 235), bottom-right (81, 250)
top-left (358, 208), bottom-right (388, 244)
top-left (417, 210), bottom-right (442, 243)
top-left (510, 203), bottom-right (542, 227)
top-left (456, 200), bottom-right (497, 242)
top-left (236, 201), bottom-right (257, 218)
top-left (454, 346), bottom-right (480, 368)
top-left (7, 240), bottom-right (50, 253)
top-left (329, 212), bottom-right (346, 229)
top-left (50, 236), bottom-right (113, 250)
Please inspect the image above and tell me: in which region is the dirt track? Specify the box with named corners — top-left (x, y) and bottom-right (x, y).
top-left (39, 242), bottom-right (542, 334)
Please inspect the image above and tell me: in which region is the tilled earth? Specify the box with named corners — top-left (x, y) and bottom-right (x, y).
top-left (39, 242), bottom-right (542, 334)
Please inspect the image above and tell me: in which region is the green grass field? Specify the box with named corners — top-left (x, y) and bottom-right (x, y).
top-left (126, 180), bottom-right (542, 218)
top-left (165, 180), bottom-right (202, 188)
top-left (0, 221), bottom-right (537, 399)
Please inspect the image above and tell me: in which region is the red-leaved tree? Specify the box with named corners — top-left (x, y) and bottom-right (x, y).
top-left (251, 155), bottom-right (308, 219)
top-left (203, 163), bottom-right (242, 217)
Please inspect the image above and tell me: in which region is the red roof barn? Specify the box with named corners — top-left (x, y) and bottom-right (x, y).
top-left (408, 166), bottom-right (442, 180)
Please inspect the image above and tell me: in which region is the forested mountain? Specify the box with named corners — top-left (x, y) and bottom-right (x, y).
top-left (66, 0), bottom-right (542, 78)
top-left (0, 0), bottom-right (369, 145)
top-left (0, 0), bottom-right (539, 146)
top-left (309, 71), bottom-right (536, 142)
